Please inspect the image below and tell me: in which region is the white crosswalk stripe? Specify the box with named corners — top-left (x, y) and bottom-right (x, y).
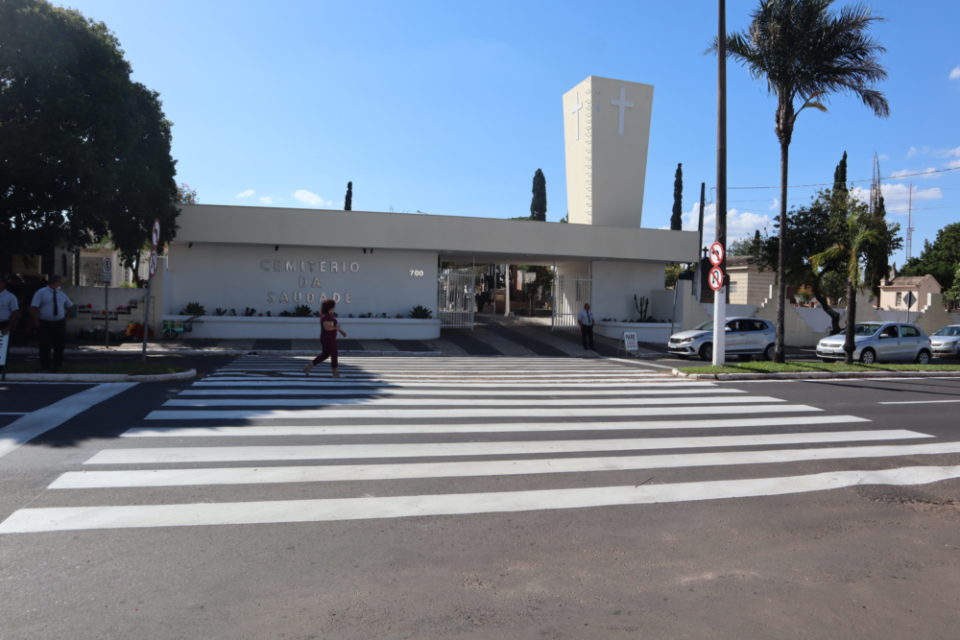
top-left (2, 355), bottom-right (958, 535)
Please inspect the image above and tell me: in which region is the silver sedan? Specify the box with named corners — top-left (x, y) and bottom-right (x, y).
top-left (816, 322), bottom-right (932, 364)
top-left (930, 325), bottom-right (960, 359)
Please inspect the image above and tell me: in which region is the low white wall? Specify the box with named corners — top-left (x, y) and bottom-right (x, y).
top-left (162, 315), bottom-right (441, 340)
top-left (595, 321), bottom-right (673, 344)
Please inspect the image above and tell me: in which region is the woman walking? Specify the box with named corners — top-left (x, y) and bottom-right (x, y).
top-left (304, 299), bottom-right (347, 377)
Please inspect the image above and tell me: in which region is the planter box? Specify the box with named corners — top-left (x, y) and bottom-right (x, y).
top-left (162, 315), bottom-right (441, 340)
top-left (596, 321), bottom-right (673, 345)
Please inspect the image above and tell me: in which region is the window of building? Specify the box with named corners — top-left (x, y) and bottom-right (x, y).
top-left (895, 292), bottom-right (902, 306)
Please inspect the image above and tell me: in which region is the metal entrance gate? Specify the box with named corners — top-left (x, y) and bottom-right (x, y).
top-left (552, 276), bottom-right (592, 329)
top-left (438, 268), bottom-right (476, 328)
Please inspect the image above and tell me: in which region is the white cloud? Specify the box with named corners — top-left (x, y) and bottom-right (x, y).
top-left (236, 189), bottom-right (255, 198)
top-left (938, 146), bottom-right (960, 158)
top-left (292, 189), bottom-right (333, 207)
top-left (681, 203), bottom-right (773, 246)
top-left (851, 183), bottom-right (942, 215)
top-left (259, 196), bottom-right (274, 204)
top-left (946, 158), bottom-right (960, 170)
top-left (878, 153), bottom-right (890, 161)
top-left (768, 198), bottom-right (779, 211)
top-left (890, 167), bottom-right (938, 179)
top-left (950, 66), bottom-right (960, 80)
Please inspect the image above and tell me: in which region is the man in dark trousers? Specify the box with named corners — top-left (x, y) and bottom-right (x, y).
top-left (577, 302), bottom-right (595, 350)
top-left (30, 275), bottom-right (74, 371)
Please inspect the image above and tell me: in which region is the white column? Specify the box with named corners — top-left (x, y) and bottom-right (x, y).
top-left (503, 264), bottom-right (510, 317)
top-left (712, 287), bottom-right (726, 366)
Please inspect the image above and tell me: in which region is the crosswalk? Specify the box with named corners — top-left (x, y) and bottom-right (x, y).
top-left (4, 355), bottom-right (960, 534)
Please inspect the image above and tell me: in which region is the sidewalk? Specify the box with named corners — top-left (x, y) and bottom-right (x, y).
top-left (7, 316), bottom-right (661, 359)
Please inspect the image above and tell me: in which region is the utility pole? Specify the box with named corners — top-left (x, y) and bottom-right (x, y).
top-left (712, 0), bottom-right (728, 366)
top-left (906, 183), bottom-right (914, 262)
top-left (696, 182), bottom-right (706, 303)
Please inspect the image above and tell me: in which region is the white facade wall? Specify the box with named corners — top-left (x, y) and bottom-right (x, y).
top-left (591, 261), bottom-right (664, 322)
top-left (165, 243), bottom-right (439, 319)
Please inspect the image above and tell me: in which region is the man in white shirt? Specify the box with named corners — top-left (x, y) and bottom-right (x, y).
top-left (30, 275), bottom-right (74, 371)
top-left (0, 275), bottom-right (19, 336)
top-left (577, 302), bottom-right (595, 350)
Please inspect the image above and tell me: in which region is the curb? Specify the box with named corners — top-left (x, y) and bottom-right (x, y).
top-left (9, 348), bottom-right (442, 357)
top-left (672, 368), bottom-right (960, 381)
top-left (3, 368), bottom-right (198, 383)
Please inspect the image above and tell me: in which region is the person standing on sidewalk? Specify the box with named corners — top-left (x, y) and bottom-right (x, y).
top-left (577, 302), bottom-right (595, 350)
top-left (29, 275), bottom-right (74, 371)
top-left (0, 275), bottom-right (20, 337)
top-left (304, 298), bottom-right (347, 377)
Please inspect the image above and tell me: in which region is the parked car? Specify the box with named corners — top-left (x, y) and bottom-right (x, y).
top-left (816, 322), bottom-right (932, 364)
top-left (930, 324), bottom-right (960, 359)
top-left (667, 317), bottom-right (776, 361)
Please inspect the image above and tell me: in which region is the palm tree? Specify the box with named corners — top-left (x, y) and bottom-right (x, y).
top-left (811, 200), bottom-right (883, 364)
top-left (723, 0), bottom-right (888, 362)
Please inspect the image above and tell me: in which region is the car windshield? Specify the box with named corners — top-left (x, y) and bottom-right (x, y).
top-left (933, 326), bottom-right (960, 337)
top-left (853, 323), bottom-right (883, 336)
top-left (695, 321), bottom-right (713, 330)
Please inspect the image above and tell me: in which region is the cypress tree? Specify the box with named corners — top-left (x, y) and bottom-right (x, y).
top-left (530, 169), bottom-right (547, 221)
top-left (344, 181), bottom-right (353, 211)
top-left (670, 163), bottom-right (683, 230)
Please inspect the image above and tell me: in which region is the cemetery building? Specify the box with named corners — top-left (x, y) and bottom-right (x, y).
top-left (155, 76), bottom-right (699, 340)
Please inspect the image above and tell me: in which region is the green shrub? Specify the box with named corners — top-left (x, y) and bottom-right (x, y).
top-left (293, 305), bottom-right (312, 317)
top-left (409, 305), bottom-right (433, 319)
top-left (180, 302), bottom-right (205, 316)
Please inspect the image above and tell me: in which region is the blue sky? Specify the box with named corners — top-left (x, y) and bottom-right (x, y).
top-left (58, 0), bottom-right (960, 267)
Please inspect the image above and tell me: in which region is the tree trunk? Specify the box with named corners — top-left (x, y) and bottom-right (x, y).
top-left (810, 273), bottom-right (841, 334)
top-left (843, 281), bottom-right (857, 364)
top-left (774, 140), bottom-right (789, 362)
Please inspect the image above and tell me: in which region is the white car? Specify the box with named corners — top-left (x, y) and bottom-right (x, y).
top-left (930, 325), bottom-right (960, 359)
top-left (816, 322), bottom-right (932, 364)
top-left (667, 317), bottom-right (776, 361)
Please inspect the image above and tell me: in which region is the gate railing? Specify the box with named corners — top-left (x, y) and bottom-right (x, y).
top-left (552, 276), bottom-right (592, 329)
top-left (438, 269), bottom-right (476, 328)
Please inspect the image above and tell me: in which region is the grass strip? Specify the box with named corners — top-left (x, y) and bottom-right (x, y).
top-left (680, 361), bottom-right (960, 375)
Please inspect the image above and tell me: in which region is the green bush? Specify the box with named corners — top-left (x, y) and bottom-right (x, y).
top-left (293, 305), bottom-right (312, 317)
top-left (409, 305), bottom-right (433, 319)
top-left (180, 302), bottom-right (205, 316)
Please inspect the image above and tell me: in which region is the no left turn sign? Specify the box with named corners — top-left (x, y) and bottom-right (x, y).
top-left (708, 266), bottom-right (725, 291)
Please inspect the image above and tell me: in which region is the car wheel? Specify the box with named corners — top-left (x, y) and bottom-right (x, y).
top-left (763, 344), bottom-right (775, 361)
top-left (860, 348), bottom-right (877, 364)
top-left (916, 349), bottom-right (931, 365)
top-left (699, 343), bottom-right (712, 361)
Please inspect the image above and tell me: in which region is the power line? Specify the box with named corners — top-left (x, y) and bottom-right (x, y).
top-left (721, 165), bottom-right (960, 191)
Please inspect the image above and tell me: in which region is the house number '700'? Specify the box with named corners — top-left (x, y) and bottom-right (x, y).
top-left (410, 269), bottom-right (424, 277)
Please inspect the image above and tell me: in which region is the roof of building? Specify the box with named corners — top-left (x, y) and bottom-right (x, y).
top-left (881, 274), bottom-right (942, 289)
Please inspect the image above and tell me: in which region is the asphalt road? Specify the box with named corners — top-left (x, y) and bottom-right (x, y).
top-left (1, 357), bottom-right (959, 640)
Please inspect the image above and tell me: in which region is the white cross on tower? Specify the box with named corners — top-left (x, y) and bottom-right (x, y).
top-left (571, 92), bottom-right (583, 141)
top-left (611, 86), bottom-right (634, 137)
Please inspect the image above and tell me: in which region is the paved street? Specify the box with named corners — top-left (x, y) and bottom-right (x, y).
top-left (2, 356), bottom-right (960, 638)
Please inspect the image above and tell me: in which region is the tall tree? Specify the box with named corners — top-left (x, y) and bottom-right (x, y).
top-left (0, 0), bottom-right (179, 276)
top-left (344, 181), bottom-right (352, 211)
top-left (812, 198), bottom-right (884, 363)
top-left (722, 0), bottom-right (889, 361)
top-left (671, 163), bottom-right (683, 230)
top-left (900, 222), bottom-right (960, 292)
top-left (530, 169), bottom-right (547, 221)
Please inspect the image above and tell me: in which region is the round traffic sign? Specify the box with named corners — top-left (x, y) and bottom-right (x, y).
top-left (151, 219), bottom-right (161, 249)
top-left (708, 266), bottom-right (725, 291)
top-left (148, 251), bottom-right (158, 278)
top-left (709, 242), bottom-right (725, 266)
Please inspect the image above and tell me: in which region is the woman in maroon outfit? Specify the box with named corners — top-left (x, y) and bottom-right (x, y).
top-left (304, 299), bottom-right (347, 377)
